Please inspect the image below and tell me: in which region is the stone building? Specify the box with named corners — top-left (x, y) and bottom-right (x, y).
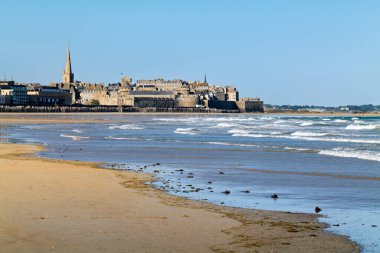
top-left (136, 79), bottom-right (184, 91)
top-left (79, 83), bottom-right (105, 105)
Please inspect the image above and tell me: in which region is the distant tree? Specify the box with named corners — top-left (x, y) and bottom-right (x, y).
top-left (91, 99), bottom-right (100, 106)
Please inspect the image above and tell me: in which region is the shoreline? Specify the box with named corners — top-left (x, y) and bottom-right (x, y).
top-left (0, 111), bottom-right (379, 126)
top-left (0, 142), bottom-right (360, 252)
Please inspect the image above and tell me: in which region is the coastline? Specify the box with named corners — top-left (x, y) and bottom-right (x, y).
top-left (0, 111), bottom-right (379, 127)
top-left (0, 143), bottom-right (360, 252)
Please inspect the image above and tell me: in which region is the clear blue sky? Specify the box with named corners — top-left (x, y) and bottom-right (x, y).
top-left (1, 0), bottom-right (379, 105)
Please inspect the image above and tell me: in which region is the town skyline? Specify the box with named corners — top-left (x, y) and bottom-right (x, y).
top-left (1, 0), bottom-right (379, 106)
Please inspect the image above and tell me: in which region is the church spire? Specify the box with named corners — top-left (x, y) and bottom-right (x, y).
top-left (65, 46), bottom-right (72, 74)
top-left (204, 73), bottom-right (207, 84)
top-left (62, 45), bottom-right (74, 84)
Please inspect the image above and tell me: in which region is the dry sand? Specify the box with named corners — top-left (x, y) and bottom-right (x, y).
top-left (0, 113), bottom-right (110, 124)
top-left (0, 144), bottom-right (360, 253)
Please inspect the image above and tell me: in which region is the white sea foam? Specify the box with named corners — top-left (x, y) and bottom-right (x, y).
top-left (227, 129), bottom-right (251, 135)
top-left (319, 148), bottom-right (380, 162)
top-left (322, 118), bottom-right (331, 121)
top-left (60, 134), bottom-right (89, 141)
top-left (270, 132), bottom-right (283, 135)
top-left (232, 133), bottom-right (267, 138)
top-left (205, 141), bottom-right (259, 147)
top-left (230, 131), bottom-right (380, 144)
top-left (300, 122), bottom-right (314, 126)
top-left (71, 129), bottom-right (82, 133)
top-left (345, 124), bottom-right (378, 130)
top-left (283, 147), bottom-right (314, 152)
top-left (174, 128), bottom-right (198, 135)
top-left (297, 136), bottom-right (380, 144)
top-left (105, 136), bottom-right (140, 141)
top-left (213, 123), bottom-right (237, 128)
top-left (334, 119), bottom-right (348, 123)
top-left (109, 124), bottom-right (143, 130)
top-left (291, 131), bottom-right (328, 137)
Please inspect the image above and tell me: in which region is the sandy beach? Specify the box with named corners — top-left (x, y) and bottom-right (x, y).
top-left (0, 143), bottom-right (359, 252)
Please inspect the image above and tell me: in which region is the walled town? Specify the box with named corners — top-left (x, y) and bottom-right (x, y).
top-left (0, 47), bottom-right (264, 113)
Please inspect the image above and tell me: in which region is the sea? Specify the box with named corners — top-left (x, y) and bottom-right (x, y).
top-left (1, 114), bottom-right (379, 252)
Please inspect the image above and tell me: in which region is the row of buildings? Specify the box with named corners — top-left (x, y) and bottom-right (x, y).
top-left (0, 47), bottom-right (264, 112)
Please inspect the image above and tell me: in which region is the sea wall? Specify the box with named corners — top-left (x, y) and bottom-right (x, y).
top-left (0, 105), bottom-right (240, 113)
top-left (204, 100), bottom-right (238, 110)
top-left (236, 100), bottom-right (264, 112)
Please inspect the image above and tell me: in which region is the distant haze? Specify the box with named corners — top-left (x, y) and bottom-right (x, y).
top-left (1, 0), bottom-right (379, 106)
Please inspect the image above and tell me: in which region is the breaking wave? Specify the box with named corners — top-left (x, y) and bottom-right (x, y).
top-left (229, 130), bottom-right (380, 144)
top-left (334, 119), bottom-right (348, 123)
top-left (345, 124), bottom-right (378, 130)
top-left (60, 134), bottom-right (89, 141)
top-left (174, 128), bottom-right (198, 135)
top-left (283, 147), bottom-right (316, 152)
top-left (212, 123), bottom-right (237, 128)
top-left (291, 131), bottom-right (329, 137)
top-left (319, 148), bottom-right (380, 162)
top-left (228, 129), bottom-right (250, 135)
top-left (109, 124), bottom-right (143, 130)
top-left (104, 136), bottom-right (140, 141)
top-left (204, 141), bottom-right (260, 147)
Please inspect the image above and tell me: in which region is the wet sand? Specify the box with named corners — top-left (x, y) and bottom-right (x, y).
top-left (0, 143), bottom-right (359, 252)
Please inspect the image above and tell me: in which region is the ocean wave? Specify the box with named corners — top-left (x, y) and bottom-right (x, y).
top-left (212, 123), bottom-right (237, 128)
top-left (334, 119), bottom-right (348, 123)
top-left (230, 131), bottom-right (380, 144)
top-left (104, 136), bottom-right (140, 141)
top-left (174, 128), bottom-right (198, 135)
top-left (319, 148), bottom-right (380, 162)
top-left (300, 122), bottom-right (314, 126)
top-left (227, 129), bottom-right (251, 135)
top-left (60, 134), bottom-right (89, 141)
top-left (294, 136), bottom-right (380, 144)
top-left (232, 133), bottom-right (267, 138)
top-left (71, 129), bottom-right (82, 133)
top-left (345, 124), bottom-right (378, 130)
top-left (291, 131), bottom-right (329, 137)
top-left (109, 124), bottom-right (143, 130)
top-left (283, 147), bottom-right (316, 152)
top-left (204, 141), bottom-right (259, 147)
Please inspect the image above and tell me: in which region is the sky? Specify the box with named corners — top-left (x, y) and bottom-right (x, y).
top-left (0, 0), bottom-right (379, 106)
